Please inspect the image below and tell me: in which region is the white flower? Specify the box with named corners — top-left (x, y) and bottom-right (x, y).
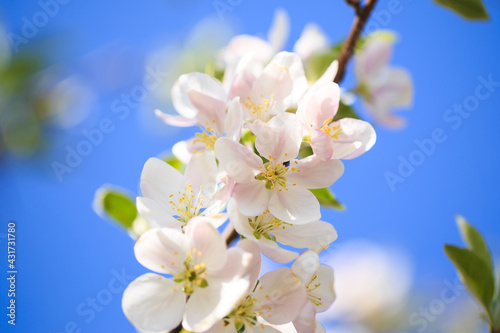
top-left (355, 31), bottom-right (413, 127)
top-left (228, 200), bottom-right (338, 263)
top-left (297, 80), bottom-right (376, 161)
top-left (137, 152), bottom-right (225, 229)
top-left (291, 250), bottom-right (336, 333)
top-left (293, 24), bottom-right (329, 63)
top-left (215, 113), bottom-right (344, 224)
top-left (122, 218), bottom-right (253, 332)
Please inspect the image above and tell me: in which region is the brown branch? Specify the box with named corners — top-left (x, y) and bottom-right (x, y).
top-left (223, 224), bottom-right (239, 246)
top-left (334, 0), bottom-right (379, 84)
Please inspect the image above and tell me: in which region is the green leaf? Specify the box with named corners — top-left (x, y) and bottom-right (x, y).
top-left (98, 189), bottom-right (138, 229)
top-left (456, 215), bottom-right (492, 271)
top-left (162, 155), bottom-right (184, 173)
top-left (334, 101), bottom-right (360, 121)
top-left (305, 42), bottom-right (343, 82)
top-left (310, 188), bottom-right (345, 211)
top-left (444, 244), bottom-right (495, 319)
top-left (432, 0), bottom-right (489, 20)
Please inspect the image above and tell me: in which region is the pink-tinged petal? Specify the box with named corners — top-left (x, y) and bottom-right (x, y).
top-left (373, 67), bottom-right (413, 108)
top-left (259, 240), bottom-right (299, 264)
top-left (135, 228), bottom-right (189, 274)
top-left (332, 118), bottom-right (376, 160)
top-left (184, 151), bottom-right (218, 197)
top-left (236, 238), bottom-right (262, 291)
top-left (136, 197), bottom-right (183, 229)
top-left (228, 199), bottom-right (256, 239)
top-left (269, 187), bottom-right (321, 224)
top-left (214, 138), bottom-right (262, 183)
top-left (287, 156), bottom-right (344, 189)
top-left (247, 325), bottom-right (282, 333)
top-left (309, 265), bottom-right (336, 312)
top-left (227, 53), bottom-right (262, 100)
top-left (203, 320), bottom-right (237, 333)
top-left (291, 250), bottom-right (320, 285)
top-left (314, 321), bottom-right (326, 333)
top-left (255, 113), bottom-right (302, 163)
top-left (292, 301), bottom-right (317, 333)
top-left (183, 284), bottom-right (223, 332)
top-left (189, 90), bottom-right (226, 135)
top-left (377, 113), bottom-right (406, 128)
top-left (210, 245), bottom-right (254, 283)
top-left (140, 157), bottom-right (184, 205)
top-left (233, 180), bottom-right (270, 217)
top-left (254, 267), bottom-right (308, 325)
top-left (293, 23), bottom-right (329, 62)
top-left (225, 97), bottom-right (244, 141)
top-left (271, 52), bottom-right (309, 108)
top-left (208, 175), bottom-right (236, 215)
top-left (267, 9), bottom-right (290, 52)
top-left (310, 129), bottom-right (334, 161)
top-left (154, 109), bottom-right (197, 127)
top-left (122, 273), bottom-right (185, 332)
top-left (356, 39), bottom-right (393, 78)
top-left (252, 61), bottom-right (293, 103)
top-left (173, 72), bottom-right (226, 122)
top-left (184, 218), bottom-right (227, 271)
top-left (297, 81), bottom-right (340, 129)
top-left (275, 221), bottom-right (338, 253)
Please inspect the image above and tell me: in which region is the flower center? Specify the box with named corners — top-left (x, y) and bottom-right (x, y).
top-left (243, 94), bottom-right (277, 121)
top-left (306, 274), bottom-right (322, 307)
top-left (168, 184), bottom-right (205, 224)
top-left (173, 248), bottom-right (208, 295)
top-left (193, 125), bottom-right (218, 152)
top-left (248, 210), bottom-right (293, 241)
top-left (255, 160), bottom-right (299, 191)
top-left (320, 118), bottom-right (342, 140)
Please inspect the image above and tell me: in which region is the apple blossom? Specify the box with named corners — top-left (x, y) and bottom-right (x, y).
top-left (228, 200), bottom-right (338, 263)
top-left (293, 24), bottom-right (329, 64)
top-left (297, 80), bottom-right (376, 161)
top-left (122, 218), bottom-right (253, 332)
top-left (137, 152), bottom-right (226, 230)
top-left (215, 113), bottom-right (344, 224)
top-left (355, 31), bottom-right (413, 127)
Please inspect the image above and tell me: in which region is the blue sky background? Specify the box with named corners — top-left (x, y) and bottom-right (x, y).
top-left (0, 0), bottom-right (500, 332)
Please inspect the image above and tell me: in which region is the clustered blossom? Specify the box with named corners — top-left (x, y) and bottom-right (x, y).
top-left (121, 12), bottom-right (382, 333)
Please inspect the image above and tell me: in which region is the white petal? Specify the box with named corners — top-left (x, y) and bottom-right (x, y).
top-left (254, 267), bottom-right (308, 325)
top-left (309, 265), bottom-right (336, 312)
top-left (252, 60), bottom-right (293, 103)
top-left (183, 284), bottom-right (223, 332)
top-left (184, 218), bottom-right (227, 271)
top-left (122, 273), bottom-right (185, 332)
top-left (271, 52), bottom-right (309, 108)
top-left (331, 118), bottom-right (376, 160)
top-left (268, 187), bottom-right (321, 224)
top-left (259, 240), bottom-right (299, 264)
top-left (223, 35), bottom-right (274, 66)
top-left (287, 156), bottom-right (344, 189)
top-left (228, 199), bottom-right (257, 239)
top-left (135, 228), bottom-right (189, 274)
top-left (318, 59), bottom-right (338, 83)
top-left (154, 109), bottom-right (197, 127)
top-left (184, 151), bottom-right (218, 197)
top-left (233, 180), bottom-right (270, 217)
top-left (275, 221), bottom-right (337, 253)
top-left (291, 250), bottom-right (320, 285)
top-left (292, 301), bottom-right (317, 333)
top-left (267, 9), bottom-right (290, 52)
top-left (140, 157), bottom-right (184, 206)
top-left (225, 97), bottom-right (244, 141)
top-left (255, 112), bottom-right (302, 163)
top-left (355, 38), bottom-right (393, 78)
top-left (189, 89), bottom-right (227, 135)
top-left (136, 197), bottom-right (183, 229)
top-left (214, 138), bottom-right (262, 183)
top-left (293, 23), bottom-right (329, 62)
top-left (236, 238), bottom-right (262, 291)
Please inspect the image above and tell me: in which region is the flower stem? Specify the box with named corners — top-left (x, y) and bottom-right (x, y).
top-left (334, 0), bottom-right (379, 84)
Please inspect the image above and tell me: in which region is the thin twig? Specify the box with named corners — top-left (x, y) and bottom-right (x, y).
top-left (334, 0), bottom-right (379, 84)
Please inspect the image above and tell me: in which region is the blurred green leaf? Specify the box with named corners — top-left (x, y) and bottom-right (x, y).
top-left (444, 244), bottom-right (495, 319)
top-left (101, 190), bottom-right (138, 229)
top-left (298, 142), bottom-right (314, 159)
top-left (433, 0), bottom-right (489, 20)
top-left (334, 101), bottom-right (360, 121)
top-left (306, 43), bottom-right (343, 82)
top-left (163, 155), bottom-right (184, 173)
top-left (310, 188), bottom-right (345, 211)
top-left (456, 215), bottom-right (492, 271)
